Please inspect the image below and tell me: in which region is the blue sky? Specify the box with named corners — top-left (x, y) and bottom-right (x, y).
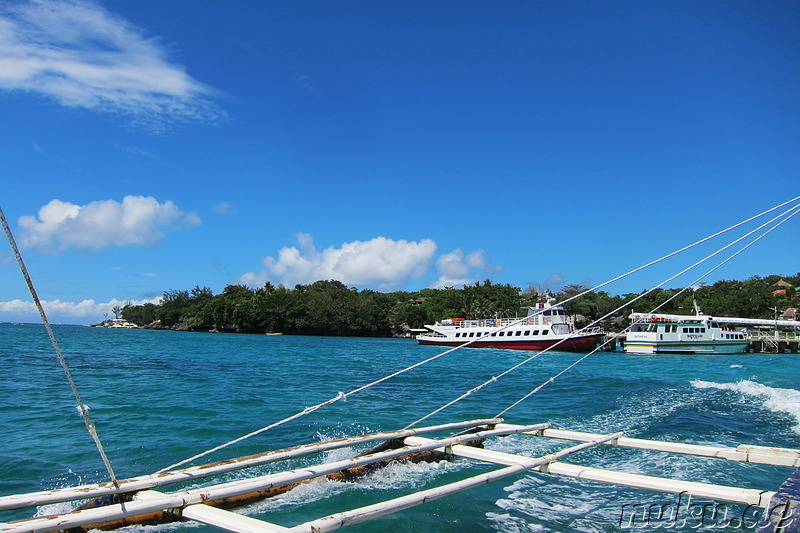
top-left (1, 0), bottom-right (798, 324)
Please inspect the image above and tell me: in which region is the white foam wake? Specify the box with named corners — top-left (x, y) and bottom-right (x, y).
top-left (691, 379), bottom-right (800, 434)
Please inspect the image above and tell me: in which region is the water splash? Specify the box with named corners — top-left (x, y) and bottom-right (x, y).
top-left (692, 379), bottom-right (800, 434)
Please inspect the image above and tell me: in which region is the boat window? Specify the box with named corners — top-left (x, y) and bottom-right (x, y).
top-left (532, 330), bottom-right (539, 336)
top-left (542, 330), bottom-right (549, 335)
top-left (498, 331), bottom-right (505, 336)
top-left (515, 330), bottom-right (522, 336)
top-left (455, 333), bottom-right (460, 338)
top-left (524, 330), bottom-right (530, 336)
top-left (491, 332), bottom-right (496, 336)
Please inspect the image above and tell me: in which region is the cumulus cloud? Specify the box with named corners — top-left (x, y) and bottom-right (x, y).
top-left (0, 0), bottom-right (223, 131)
top-left (430, 249), bottom-right (502, 288)
top-left (0, 296), bottom-right (161, 323)
top-left (239, 234), bottom-right (504, 291)
top-left (18, 195), bottom-right (200, 252)
top-left (240, 233), bottom-right (438, 290)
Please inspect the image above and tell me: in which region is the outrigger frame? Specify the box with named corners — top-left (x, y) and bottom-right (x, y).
top-left (2, 418), bottom-right (798, 533)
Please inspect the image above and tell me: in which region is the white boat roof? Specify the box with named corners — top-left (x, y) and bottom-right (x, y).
top-left (629, 311), bottom-right (800, 328)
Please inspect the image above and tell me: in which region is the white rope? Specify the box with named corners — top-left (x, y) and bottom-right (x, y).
top-left (159, 197), bottom-right (800, 472)
top-left (0, 205), bottom-right (119, 488)
top-left (494, 201), bottom-right (800, 418)
top-left (406, 199), bottom-right (800, 427)
top-left (157, 341), bottom-right (476, 471)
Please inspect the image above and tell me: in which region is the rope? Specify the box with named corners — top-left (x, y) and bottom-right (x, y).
top-left (494, 201), bottom-right (800, 418)
top-left (157, 343), bottom-right (472, 471)
top-left (159, 196), bottom-right (800, 471)
top-left (0, 205), bottom-right (119, 488)
top-left (404, 199), bottom-right (800, 428)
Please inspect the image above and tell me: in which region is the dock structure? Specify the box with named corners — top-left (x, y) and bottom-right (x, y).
top-left (714, 316), bottom-right (800, 353)
top-left (745, 331), bottom-right (800, 354)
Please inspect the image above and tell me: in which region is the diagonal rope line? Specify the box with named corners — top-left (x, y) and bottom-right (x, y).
top-left (404, 200), bottom-right (800, 428)
top-left (0, 205), bottom-right (119, 488)
top-left (158, 197), bottom-right (800, 472)
top-left (494, 202), bottom-right (800, 418)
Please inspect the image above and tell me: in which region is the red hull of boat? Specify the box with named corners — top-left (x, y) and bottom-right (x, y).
top-left (417, 334), bottom-right (604, 352)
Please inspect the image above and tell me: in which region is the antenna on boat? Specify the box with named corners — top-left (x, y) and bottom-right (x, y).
top-left (0, 205), bottom-right (120, 488)
top-left (692, 285), bottom-right (703, 315)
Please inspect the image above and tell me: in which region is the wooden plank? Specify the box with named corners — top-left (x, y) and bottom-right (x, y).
top-left (180, 504), bottom-right (289, 533)
top-left (133, 490), bottom-right (289, 533)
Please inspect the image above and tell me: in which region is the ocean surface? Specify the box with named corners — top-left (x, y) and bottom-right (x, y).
top-left (1, 322), bottom-right (799, 532)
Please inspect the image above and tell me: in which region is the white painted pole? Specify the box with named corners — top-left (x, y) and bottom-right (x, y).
top-left (494, 424), bottom-right (800, 467)
top-left (0, 418), bottom-right (506, 512)
top-left (435, 442), bottom-right (775, 508)
top-left (287, 432), bottom-right (624, 532)
top-left (2, 423), bottom-right (549, 533)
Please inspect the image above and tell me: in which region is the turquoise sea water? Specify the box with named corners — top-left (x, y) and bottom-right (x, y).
top-left (1, 323), bottom-right (799, 532)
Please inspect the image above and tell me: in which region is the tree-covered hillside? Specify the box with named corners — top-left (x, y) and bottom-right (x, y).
top-left (121, 274), bottom-right (800, 336)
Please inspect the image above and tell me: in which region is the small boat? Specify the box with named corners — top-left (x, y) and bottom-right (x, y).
top-left (416, 299), bottom-right (604, 352)
top-left (104, 318), bottom-right (138, 329)
top-left (625, 312), bottom-right (749, 354)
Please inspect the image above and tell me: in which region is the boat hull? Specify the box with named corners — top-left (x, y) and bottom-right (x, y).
top-left (417, 334), bottom-right (604, 352)
top-left (624, 340), bottom-right (749, 355)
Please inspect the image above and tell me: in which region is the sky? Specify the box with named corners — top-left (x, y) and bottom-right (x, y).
top-left (0, 0), bottom-right (798, 324)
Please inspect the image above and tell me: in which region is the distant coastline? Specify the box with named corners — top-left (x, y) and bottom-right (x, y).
top-left (116, 275), bottom-right (799, 339)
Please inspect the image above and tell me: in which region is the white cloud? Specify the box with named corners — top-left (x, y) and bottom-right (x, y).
top-left (0, 0), bottom-right (223, 130)
top-left (18, 195), bottom-right (201, 252)
top-left (545, 273), bottom-right (564, 288)
top-left (211, 201), bottom-right (237, 216)
top-left (240, 233), bottom-right (438, 290)
top-left (239, 234), bottom-right (504, 291)
top-left (0, 296), bottom-right (161, 323)
top-left (430, 249), bottom-right (501, 288)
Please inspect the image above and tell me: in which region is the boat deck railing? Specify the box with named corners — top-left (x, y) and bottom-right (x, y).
top-left (441, 316), bottom-right (578, 329)
top-left (2, 418), bottom-right (798, 533)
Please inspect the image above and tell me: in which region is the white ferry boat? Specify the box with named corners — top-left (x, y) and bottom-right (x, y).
top-left (625, 312), bottom-right (748, 354)
top-left (416, 299), bottom-right (604, 352)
